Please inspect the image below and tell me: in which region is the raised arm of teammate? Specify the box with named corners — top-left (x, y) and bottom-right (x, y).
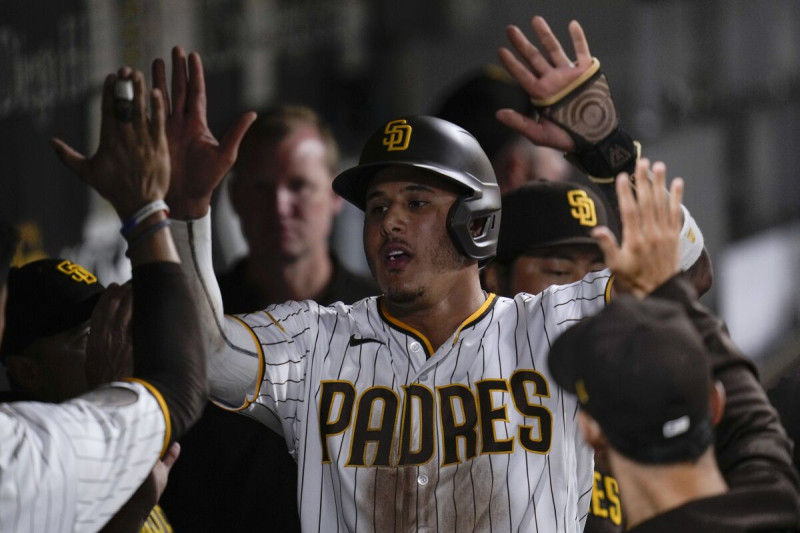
top-left (53, 66), bottom-right (208, 441)
top-left (496, 16), bottom-right (637, 182)
top-left (0, 66), bottom-right (209, 531)
top-left (497, 15), bottom-right (711, 296)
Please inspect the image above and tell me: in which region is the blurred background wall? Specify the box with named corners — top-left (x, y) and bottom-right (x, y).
top-left (1, 0), bottom-right (799, 382)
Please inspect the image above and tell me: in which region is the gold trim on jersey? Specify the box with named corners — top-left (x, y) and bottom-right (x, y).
top-left (604, 276), bottom-right (614, 304)
top-left (378, 300), bottom-right (435, 356)
top-left (436, 383), bottom-right (479, 466)
top-left (124, 378), bottom-right (172, 458)
top-left (508, 369), bottom-right (553, 455)
top-left (141, 504), bottom-right (173, 532)
top-left (398, 383), bottom-right (436, 465)
top-left (211, 314), bottom-right (266, 412)
top-left (378, 293), bottom-right (498, 356)
top-left (452, 293), bottom-right (497, 345)
top-left (264, 311), bottom-right (287, 333)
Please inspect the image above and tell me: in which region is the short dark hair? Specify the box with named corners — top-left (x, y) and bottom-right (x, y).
top-left (237, 104), bottom-right (340, 174)
top-left (0, 216), bottom-right (18, 284)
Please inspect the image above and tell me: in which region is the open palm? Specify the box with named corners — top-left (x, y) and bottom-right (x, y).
top-left (153, 46), bottom-right (256, 220)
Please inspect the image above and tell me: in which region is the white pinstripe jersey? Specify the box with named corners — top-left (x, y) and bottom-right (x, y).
top-left (211, 272), bottom-right (611, 532)
top-left (0, 380), bottom-right (168, 533)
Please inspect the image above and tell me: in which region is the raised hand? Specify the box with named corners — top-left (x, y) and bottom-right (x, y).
top-left (51, 69), bottom-right (170, 220)
top-left (152, 46), bottom-right (257, 219)
top-left (593, 160), bottom-right (684, 297)
top-left (496, 17), bottom-right (594, 151)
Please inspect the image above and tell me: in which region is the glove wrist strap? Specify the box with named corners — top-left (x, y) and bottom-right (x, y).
top-left (532, 57), bottom-right (639, 179)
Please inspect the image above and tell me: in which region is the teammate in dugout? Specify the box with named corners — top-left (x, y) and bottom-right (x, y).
top-left (483, 180), bottom-right (709, 532)
top-left (548, 286), bottom-right (800, 530)
top-left (0, 259), bottom-right (178, 532)
top-left (137, 16), bottom-right (711, 532)
top-left (0, 68), bottom-right (207, 532)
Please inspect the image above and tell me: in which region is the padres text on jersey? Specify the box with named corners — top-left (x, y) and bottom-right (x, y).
top-left (208, 272), bottom-right (612, 532)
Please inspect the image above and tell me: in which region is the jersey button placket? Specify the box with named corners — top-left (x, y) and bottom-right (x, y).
top-left (414, 466), bottom-right (435, 531)
top-left (408, 340), bottom-right (427, 369)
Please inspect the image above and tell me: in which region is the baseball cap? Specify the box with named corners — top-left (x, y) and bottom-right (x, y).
top-left (495, 180), bottom-right (610, 264)
top-left (0, 259), bottom-right (105, 356)
top-left (548, 296), bottom-right (714, 464)
top-left (434, 64), bottom-right (533, 162)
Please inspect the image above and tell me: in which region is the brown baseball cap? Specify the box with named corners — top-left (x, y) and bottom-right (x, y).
top-left (495, 180), bottom-right (612, 264)
top-left (548, 295), bottom-right (714, 464)
top-left (1, 259), bottom-right (104, 356)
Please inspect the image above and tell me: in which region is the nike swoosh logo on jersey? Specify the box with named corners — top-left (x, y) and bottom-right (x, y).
top-left (348, 334), bottom-right (384, 347)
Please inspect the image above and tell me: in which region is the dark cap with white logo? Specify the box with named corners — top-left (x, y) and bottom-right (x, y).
top-left (548, 295), bottom-right (714, 464)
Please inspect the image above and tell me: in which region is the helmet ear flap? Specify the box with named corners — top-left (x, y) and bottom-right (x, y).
top-left (447, 194), bottom-right (502, 268)
top-left (333, 115), bottom-right (503, 265)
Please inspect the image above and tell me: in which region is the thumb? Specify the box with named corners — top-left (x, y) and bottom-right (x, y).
top-left (495, 108), bottom-right (529, 134)
top-left (161, 442), bottom-right (181, 470)
top-left (51, 138), bottom-right (88, 179)
top-left (591, 226), bottom-right (619, 268)
top-left (219, 111), bottom-right (257, 163)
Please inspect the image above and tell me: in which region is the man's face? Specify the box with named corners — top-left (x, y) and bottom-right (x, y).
top-left (20, 322), bottom-right (90, 402)
top-left (233, 127), bottom-right (342, 261)
top-left (509, 244), bottom-right (605, 295)
top-left (363, 166), bottom-right (468, 306)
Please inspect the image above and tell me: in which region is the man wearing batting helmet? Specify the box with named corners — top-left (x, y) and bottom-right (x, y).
top-left (168, 113), bottom-right (688, 531)
top-left (147, 13), bottom-right (706, 529)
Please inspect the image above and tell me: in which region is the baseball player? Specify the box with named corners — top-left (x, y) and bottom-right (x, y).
top-left (547, 280), bottom-right (800, 530)
top-left (482, 179), bottom-right (708, 532)
top-left (0, 259), bottom-right (180, 532)
top-left (151, 34), bottom-right (695, 530)
top-left (1, 67), bottom-right (208, 532)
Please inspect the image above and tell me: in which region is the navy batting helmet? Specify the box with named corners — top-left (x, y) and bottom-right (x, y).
top-left (333, 115), bottom-right (501, 265)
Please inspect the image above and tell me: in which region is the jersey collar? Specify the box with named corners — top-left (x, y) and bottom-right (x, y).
top-left (378, 293), bottom-right (498, 358)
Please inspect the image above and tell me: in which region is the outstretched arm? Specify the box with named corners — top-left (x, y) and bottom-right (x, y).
top-left (152, 47), bottom-right (267, 408)
top-left (496, 16), bottom-right (638, 181)
top-left (651, 277), bottom-right (798, 495)
top-left (52, 66), bottom-right (207, 442)
top-left (496, 17), bottom-right (589, 152)
top-left (499, 17), bottom-right (713, 294)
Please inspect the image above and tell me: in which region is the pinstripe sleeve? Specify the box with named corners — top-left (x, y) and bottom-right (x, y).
top-left (0, 380), bottom-right (166, 533)
top-left (171, 211), bottom-right (267, 409)
top-left (232, 300), bottom-right (318, 442)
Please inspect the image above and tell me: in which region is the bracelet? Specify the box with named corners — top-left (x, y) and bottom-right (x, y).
top-left (125, 219), bottom-right (171, 258)
top-left (121, 200), bottom-right (170, 239)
